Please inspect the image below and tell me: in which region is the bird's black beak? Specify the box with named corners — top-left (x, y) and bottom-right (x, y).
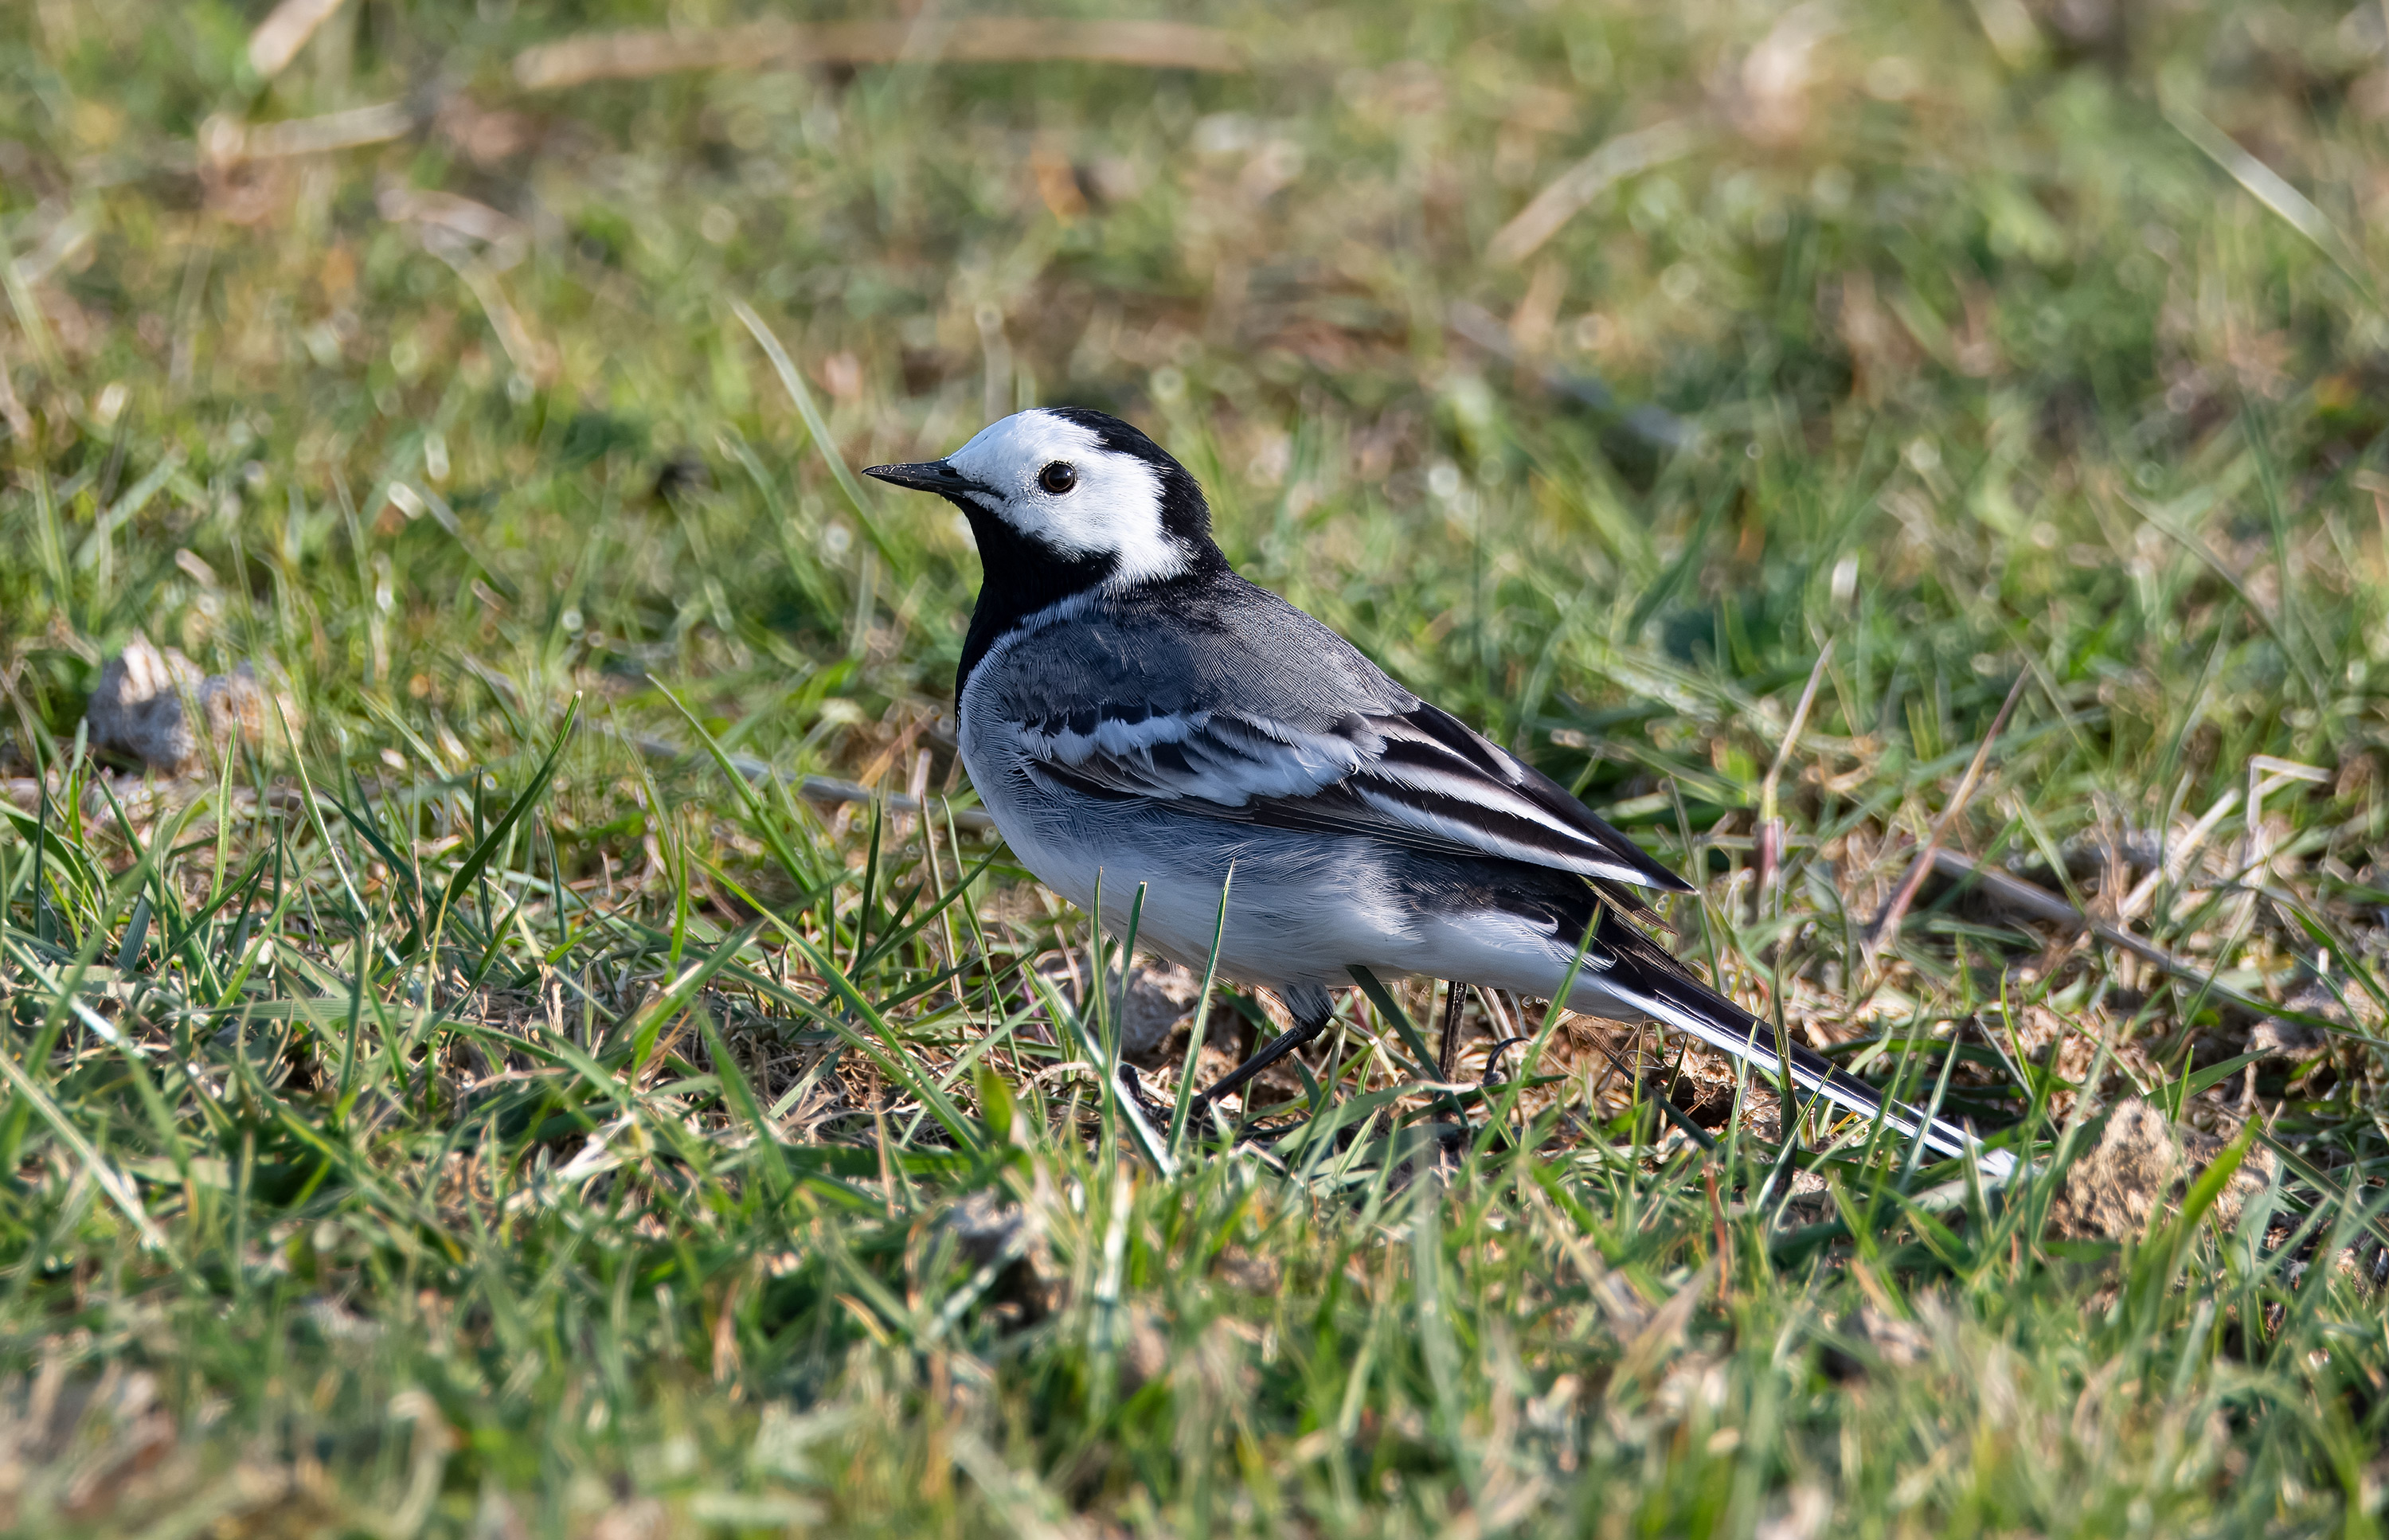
top-left (861, 459), bottom-right (983, 498)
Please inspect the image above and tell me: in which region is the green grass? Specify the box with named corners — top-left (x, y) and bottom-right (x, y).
top-left (4, 0), bottom-right (2389, 1533)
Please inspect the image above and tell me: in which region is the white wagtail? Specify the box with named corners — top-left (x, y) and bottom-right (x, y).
top-left (865, 408), bottom-right (2012, 1176)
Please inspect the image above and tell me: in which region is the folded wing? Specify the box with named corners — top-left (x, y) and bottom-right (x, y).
top-left (1014, 696), bottom-right (1691, 899)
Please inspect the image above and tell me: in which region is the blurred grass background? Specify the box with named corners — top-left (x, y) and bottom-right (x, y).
top-left (3, 0), bottom-right (2389, 1534)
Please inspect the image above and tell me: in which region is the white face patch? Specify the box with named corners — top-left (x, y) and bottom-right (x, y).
top-left (944, 411), bottom-right (1189, 583)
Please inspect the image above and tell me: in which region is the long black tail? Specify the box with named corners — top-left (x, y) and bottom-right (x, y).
top-left (1574, 909), bottom-right (2015, 1178)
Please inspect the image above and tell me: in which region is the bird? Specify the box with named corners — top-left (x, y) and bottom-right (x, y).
top-left (863, 408), bottom-right (2012, 1177)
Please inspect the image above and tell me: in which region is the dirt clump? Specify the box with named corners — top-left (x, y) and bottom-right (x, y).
top-left (2046, 1097), bottom-right (2274, 1241)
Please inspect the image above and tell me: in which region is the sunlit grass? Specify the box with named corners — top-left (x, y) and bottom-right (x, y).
top-left (2, 0), bottom-right (2387, 1534)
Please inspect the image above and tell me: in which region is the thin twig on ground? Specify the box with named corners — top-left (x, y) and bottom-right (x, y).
top-left (1758, 640), bottom-right (1833, 908)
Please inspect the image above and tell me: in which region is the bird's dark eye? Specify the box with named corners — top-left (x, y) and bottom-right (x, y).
top-left (1038, 461), bottom-right (1077, 494)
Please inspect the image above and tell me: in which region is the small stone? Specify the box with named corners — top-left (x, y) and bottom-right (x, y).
top-left (2247, 1015), bottom-right (2321, 1062)
top-left (940, 1192), bottom-right (1059, 1325)
top-left (1115, 960), bottom-right (1203, 1065)
top-left (1820, 1306), bottom-right (1930, 1382)
top-left (84, 632), bottom-right (272, 775)
top-left (1030, 953), bottom-right (1205, 1066)
top-left (1119, 1311), bottom-right (1171, 1390)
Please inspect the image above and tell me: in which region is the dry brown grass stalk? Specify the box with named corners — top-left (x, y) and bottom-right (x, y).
top-left (1487, 119), bottom-right (1700, 266)
top-left (246, 0), bottom-right (351, 80)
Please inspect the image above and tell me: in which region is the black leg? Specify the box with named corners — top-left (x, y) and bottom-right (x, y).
top-left (1436, 980), bottom-right (1468, 1082)
top-left (1112, 1058), bottom-right (1174, 1126)
top-left (1189, 1000), bottom-right (1333, 1120)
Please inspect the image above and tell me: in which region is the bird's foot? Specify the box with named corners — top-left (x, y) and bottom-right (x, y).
top-left (1181, 1009), bottom-right (1331, 1129)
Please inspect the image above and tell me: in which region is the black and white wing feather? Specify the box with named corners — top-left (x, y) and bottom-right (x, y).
top-left (976, 575), bottom-right (1690, 901)
top-left (1021, 698), bottom-right (1689, 897)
